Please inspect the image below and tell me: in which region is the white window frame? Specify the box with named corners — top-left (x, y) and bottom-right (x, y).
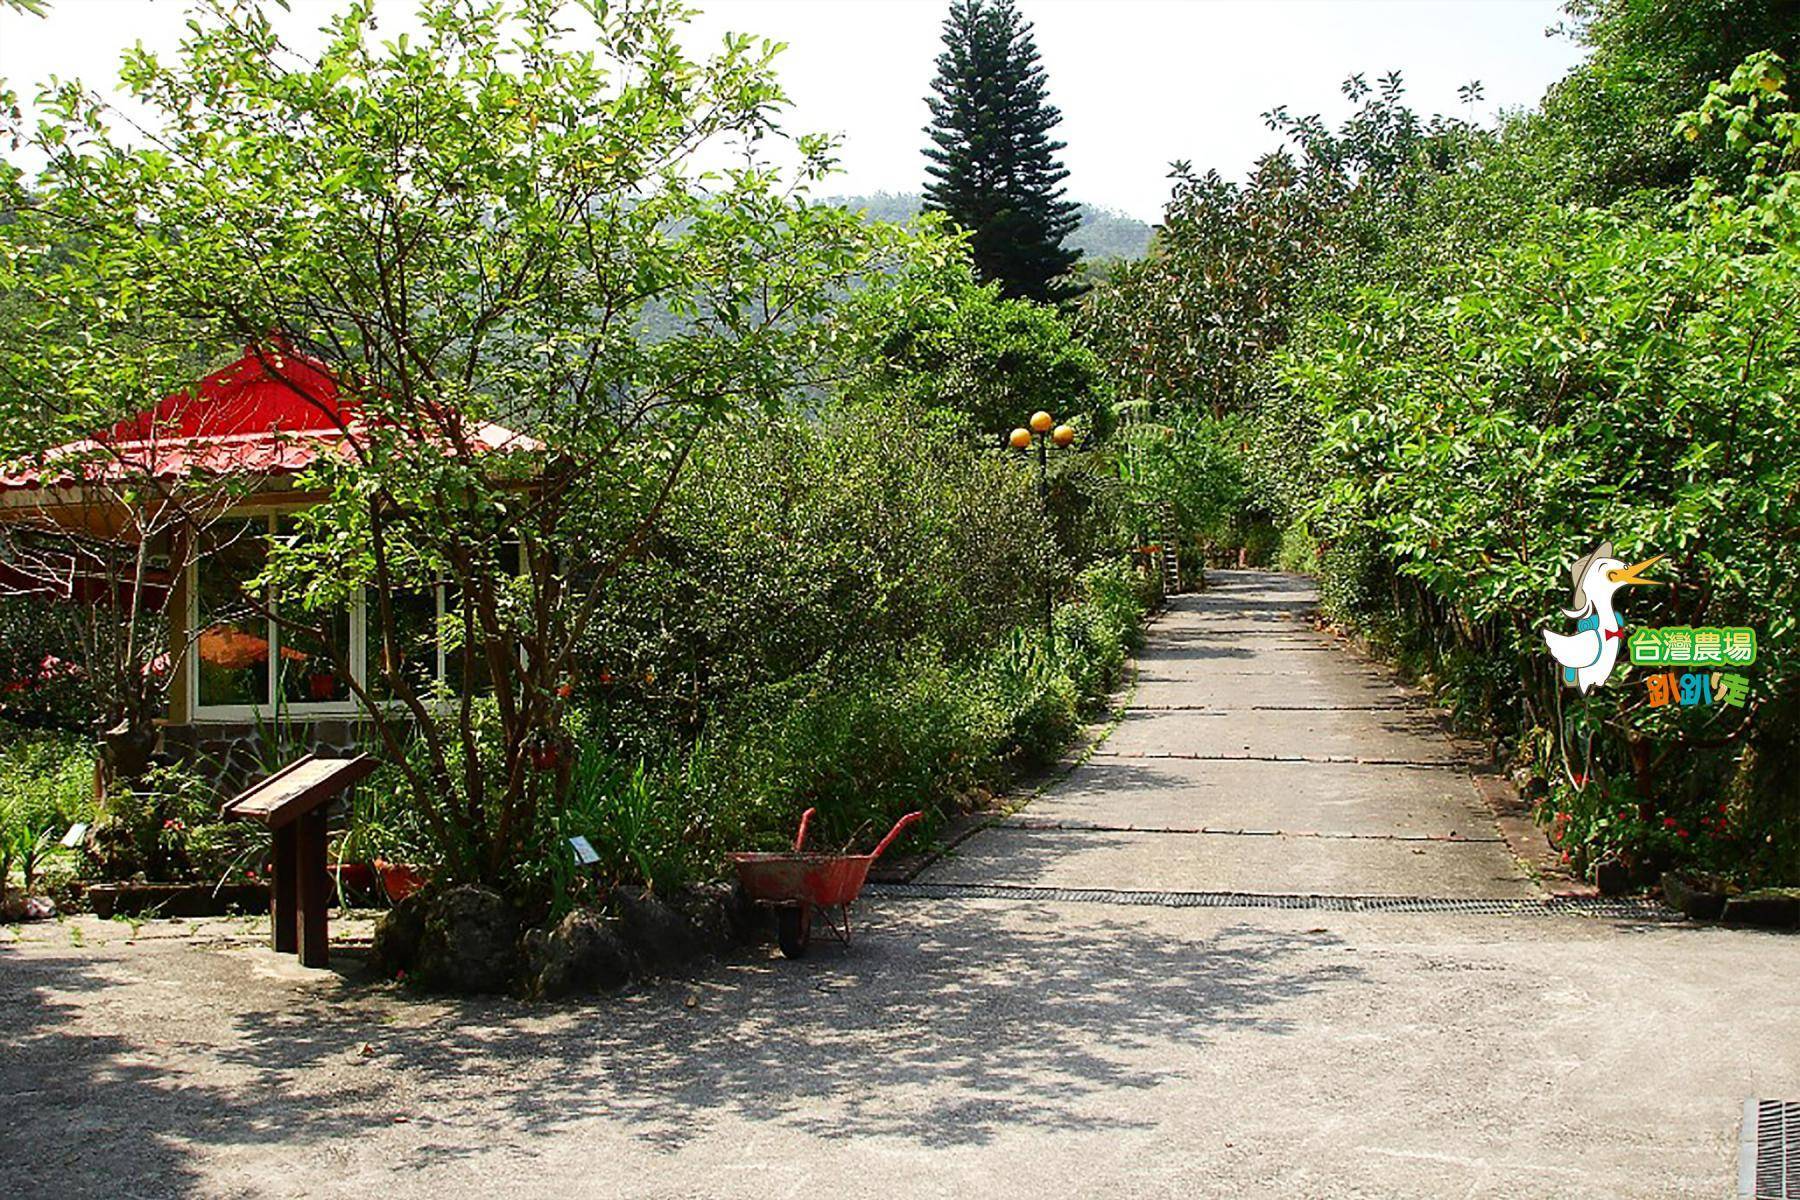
top-left (188, 512), bottom-right (443, 724)
top-left (186, 510), bottom-right (521, 724)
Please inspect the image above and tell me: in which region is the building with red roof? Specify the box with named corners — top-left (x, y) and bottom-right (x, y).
top-left (0, 344), bottom-right (533, 740)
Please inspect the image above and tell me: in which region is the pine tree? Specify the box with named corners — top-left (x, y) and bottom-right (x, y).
top-left (922, 0), bottom-right (1082, 303)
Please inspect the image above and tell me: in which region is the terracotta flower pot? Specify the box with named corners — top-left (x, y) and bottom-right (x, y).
top-left (329, 862), bottom-right (376, 892)
top-left (374, 859), bottom-right (427, 904)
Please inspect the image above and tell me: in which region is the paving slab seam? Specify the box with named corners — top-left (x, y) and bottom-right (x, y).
top-left (868, 880), bottom-right (1681, 920)
top-left (1127, 702), bottom-right (1426, 713)
top-left (1091, 750), bottom-right (1474, 768)
top-left (994, 821), bottom-right (1507, 844)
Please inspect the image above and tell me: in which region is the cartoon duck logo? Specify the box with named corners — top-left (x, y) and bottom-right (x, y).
top-left (1541, 541), bottom-right (1662, 693)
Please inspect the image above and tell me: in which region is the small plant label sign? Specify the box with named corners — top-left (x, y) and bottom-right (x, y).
top-left (60, 822), bottom-right (89, 849)
top-left (568, 836), bottom-right (599, 866)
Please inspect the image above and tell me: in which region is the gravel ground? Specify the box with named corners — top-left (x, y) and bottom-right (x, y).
top-left (3, 902), bottom-right (1796, 1199)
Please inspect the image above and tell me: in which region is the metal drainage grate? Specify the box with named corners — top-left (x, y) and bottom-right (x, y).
top-left (1744, 1100), bottom-right (1800, 1199)
top-left (866, 881), bottom-right (1680, 921)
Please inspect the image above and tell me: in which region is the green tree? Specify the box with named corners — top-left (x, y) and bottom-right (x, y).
top-left (1540, 0), bottom-right (1800, 201)
top-left (837, 256), bottom-right (1108, 441)
top-left (922, 0), bottom-right (1081, 302)
top-left (1260, 55), bottom-right (1800, 882)
top-left (1082, 73), bottom-right (1478, 424)
top-left (0, 0), bottom-right (931, 889)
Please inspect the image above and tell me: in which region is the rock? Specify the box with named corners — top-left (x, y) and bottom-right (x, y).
top-left (611, 886), bottom-right (704, 971)
top-left (1661, 871), bottom-right (1728, 921)
top-left (1722, 889), bottom-right (1800, 930)
top-left (413, 885), bottom-right (521, 994)
top-left (1592, 858), bottom-right (1631, 897)
top-left (666, 884), bottom-right (737, 948)
top-left (370, 893), bottom-right (427, 979)
top-left (0, 891), bottom-right (57, 922)
top-left (522, 908), bottom-right (633, 999)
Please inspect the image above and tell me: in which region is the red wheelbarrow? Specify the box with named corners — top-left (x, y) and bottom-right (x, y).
top-left (729, 808), bottom-right (922, 958)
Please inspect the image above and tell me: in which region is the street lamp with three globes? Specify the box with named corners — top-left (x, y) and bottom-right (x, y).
top-left (1009, 411), bottom-right (1077, 643)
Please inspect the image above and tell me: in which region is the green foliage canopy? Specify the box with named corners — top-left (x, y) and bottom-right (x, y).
top-left (922, 0), bottom-right (1082, 302)
top-left (0, 0), bottom-right (937, 887)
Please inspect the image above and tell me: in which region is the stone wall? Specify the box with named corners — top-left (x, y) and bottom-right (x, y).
top-left (160, 718), bottom-right (367, 799)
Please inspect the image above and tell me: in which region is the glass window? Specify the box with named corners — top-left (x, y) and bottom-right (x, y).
top-left (272, 517), bottom-right (353, 706)
top-left (276, 603), bottom-right (352, 705)
top-left (190, 510), bottom-right (503, 716)
top-left (195, 519), bottom-right (271, 709)
top-left (367, 586), bottom-right (441, 700)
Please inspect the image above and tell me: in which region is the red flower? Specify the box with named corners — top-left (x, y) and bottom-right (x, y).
top-left (1662, 817), bottom-right (1677, 829)
top-left (1677, 829), bottom-right (1690, 840)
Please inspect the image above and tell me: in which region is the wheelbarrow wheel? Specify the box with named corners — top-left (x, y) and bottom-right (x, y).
top-left (776, 905), bottom-right (812, 959)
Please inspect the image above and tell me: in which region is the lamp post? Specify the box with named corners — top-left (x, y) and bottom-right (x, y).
top-left (1009, 410), bottom-right (1077, 646)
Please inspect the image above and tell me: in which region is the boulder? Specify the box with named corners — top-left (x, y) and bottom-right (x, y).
top-left (611, 886), bottom-right (704, 971)
top-left (666, 883), bottom-right (739, 948)
top-left (1660, 871), bottom-right (1728, 921)
top-left (413, 885), bottom-right (521, 994)
top-left (370, 893), bottom-right (427, 979)
top-left (522, 908), bottom-right (633, 999)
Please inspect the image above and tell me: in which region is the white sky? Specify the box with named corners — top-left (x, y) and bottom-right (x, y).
top-left (0, 0), bottom-right (1588, 222)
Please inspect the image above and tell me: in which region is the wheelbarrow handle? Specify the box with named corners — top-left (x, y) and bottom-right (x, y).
top-left (869, 811), bottom-right (924, 863)
top-left (794, 807), bottom-right (818, 852)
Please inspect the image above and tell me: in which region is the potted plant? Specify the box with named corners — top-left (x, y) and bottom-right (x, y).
top-left (336, 771), bottom-right (430, 906)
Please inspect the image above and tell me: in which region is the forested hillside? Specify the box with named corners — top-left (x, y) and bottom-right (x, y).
top-left (828, 192), bottom-right (1152, 261)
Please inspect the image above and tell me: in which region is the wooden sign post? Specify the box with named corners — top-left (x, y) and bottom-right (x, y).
top-left (223, 754), bottom-right (379, 968)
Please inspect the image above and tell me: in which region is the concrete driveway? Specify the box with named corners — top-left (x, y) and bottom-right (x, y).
top-left (924, 571), bottom-right (1539, 899)
top-left (3, 901), bottom-right (1795, 1199)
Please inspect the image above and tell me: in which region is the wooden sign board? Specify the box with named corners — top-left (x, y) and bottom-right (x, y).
top-left (222, 752), bottom-right (381, 968)
top-left (224, 753), bottom-right (378, 830)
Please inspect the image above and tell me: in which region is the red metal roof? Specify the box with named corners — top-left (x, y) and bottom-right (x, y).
top-left (0, 344), bottom-right (535, 494)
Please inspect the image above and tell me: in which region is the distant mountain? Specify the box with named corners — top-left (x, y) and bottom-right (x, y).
top-left (825, 193), bottom-right (1152, 262)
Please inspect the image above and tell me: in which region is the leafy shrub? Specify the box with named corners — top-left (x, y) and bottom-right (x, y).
top-left (1275, 522), bottom-right (1318, 574)
top-left (1080, 560), bottom-right (1151, 653)
top-left (838, 261), bottom-right (1112, 442)
top-left (0, 725), bottom-right (94, 896)
top-left (1053, 603), bottom-right (1123, 703)
top-left (85, 756), bottom-right (264, 886)
top-left (578, 398), bottom-right (1061, 758)
top-left (1247, 57), bottom-right (1800, 883)
top-left (977, 627), bottom-right (1080, 771)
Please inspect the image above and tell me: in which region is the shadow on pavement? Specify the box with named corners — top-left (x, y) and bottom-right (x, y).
top-left (1, 943), bottom-right (391, 1198)
top-left (1, 902), bottom-right (1365, 1191)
